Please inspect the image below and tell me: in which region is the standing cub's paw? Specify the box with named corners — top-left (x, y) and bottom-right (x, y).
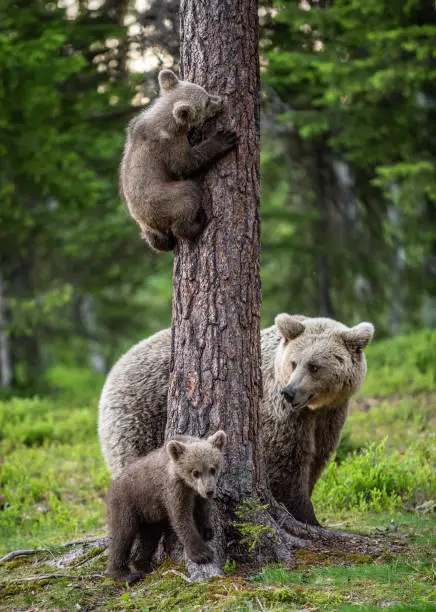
top-left (212, 128), bottom-right (238, 152)
top-left (108, 570), bottom-right (145, 584)
top-left (187, 544), bottom-right (214, 564)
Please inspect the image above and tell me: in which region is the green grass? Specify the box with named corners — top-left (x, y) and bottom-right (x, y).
top-left (360, 328), bottom-right (436, 397)
top-left (0, 330), bottom-right (435, 610)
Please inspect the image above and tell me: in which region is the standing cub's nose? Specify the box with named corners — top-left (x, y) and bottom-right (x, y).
top-left (206, 490), bottom-right (214, 498)
top-left (281, 386), bottom-right (296, 403)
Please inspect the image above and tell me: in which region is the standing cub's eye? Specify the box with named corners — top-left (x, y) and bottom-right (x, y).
top-left (210, 467), bottom-right (216, 476)
top-left (308, 363), bottom-right (319, 374)
top-left (291, 361), bottom-right (297, 370)
top-left (192, 470), bottom-right (200, 478)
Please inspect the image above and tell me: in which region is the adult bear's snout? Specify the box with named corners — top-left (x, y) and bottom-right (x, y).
top-left (281, 385), bottom-right (296, 404)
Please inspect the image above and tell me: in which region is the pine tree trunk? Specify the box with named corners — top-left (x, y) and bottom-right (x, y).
top-left (166, 0), bottom-right (384, 580)
top-left (0, 274), bottom-right (12, 389)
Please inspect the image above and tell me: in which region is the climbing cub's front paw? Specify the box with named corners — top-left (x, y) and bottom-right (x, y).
top-left (187, 543), bottom-right (214, 564)
top-left (213, 128), bottom-right (238, 152)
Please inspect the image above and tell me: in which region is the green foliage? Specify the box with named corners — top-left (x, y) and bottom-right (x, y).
top-left (233, 497), bottom-right (276, 553)
top-left (313, 439), bottom-right (435, 514)
top-left (44, 365), bottom-right (104, 406)
top-left (0, 0), bottom-right (172, 390)
top-left (1, 328), bottom-right (435, 612)
top-left (361, 329), bottom-right (436, 397)
top-left (262, 0), bottom-right (436, 332)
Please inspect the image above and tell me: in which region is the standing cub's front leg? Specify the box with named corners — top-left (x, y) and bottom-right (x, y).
top-left (194, 497), bottom-right (214, 541)
top-left (167, 486), bottom-right (214, 564)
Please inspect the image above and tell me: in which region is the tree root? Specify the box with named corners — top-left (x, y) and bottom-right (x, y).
top-left (0, 536), bottom-right (109, 564)
top-left (270, 501), bottom-right (404, 555)
top-left (1, 513), bottom-right (402, 585)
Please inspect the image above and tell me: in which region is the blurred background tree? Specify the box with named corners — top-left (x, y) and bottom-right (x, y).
top-left (0, 0), bottom-right (434, 391)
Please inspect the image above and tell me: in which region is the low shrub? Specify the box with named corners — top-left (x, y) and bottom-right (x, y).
top-left (313, 439), bottom-right (435, 514)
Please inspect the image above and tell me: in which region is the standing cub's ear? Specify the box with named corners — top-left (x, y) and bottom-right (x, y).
top-left (342, 322), bottom-right (375, 351)
top-left (207, 430), bottom-right (227, 452)
top-left (158, 69), bottom-right (179, 92)
top-left (173, 101), bottom-right (196, 125)
top-left (167, 439), bottom-right (187, 461)
top-left (275, 314), bottom-right (306, 343)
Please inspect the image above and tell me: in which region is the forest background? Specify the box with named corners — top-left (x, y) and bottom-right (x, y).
top-left (1, 0), bottom-right (435, 392)
top-left (0, 2), bottom-right (435, 609)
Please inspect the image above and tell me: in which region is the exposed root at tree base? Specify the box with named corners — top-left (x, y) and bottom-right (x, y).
top-left (0, 521), bottom-right (403, 584)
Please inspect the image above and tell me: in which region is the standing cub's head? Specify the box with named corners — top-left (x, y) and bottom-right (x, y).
top-left (157, 69), bottom-right (223, 126)
top-left (274, 314), bottom-right (374, 411)
top-left (167, 431), bottom-right (227, 499)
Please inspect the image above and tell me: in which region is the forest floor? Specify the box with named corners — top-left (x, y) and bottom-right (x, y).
top-left (0, 330), bottom-right (435, 611)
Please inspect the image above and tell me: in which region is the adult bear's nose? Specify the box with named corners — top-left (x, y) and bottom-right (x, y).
top-left (281, 386), bottom-right (296, 403)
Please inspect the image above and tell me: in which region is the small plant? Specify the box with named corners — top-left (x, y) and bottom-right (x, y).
top-left (233, 497), bottom-right (276, 553)
top-left (223, 558), bottom-right (237, 575)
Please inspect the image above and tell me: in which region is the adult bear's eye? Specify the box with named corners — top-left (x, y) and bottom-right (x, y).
top-left (193, 470), bottom-right (200, 478)
top-left (308, 363), bottom-right (319, 374)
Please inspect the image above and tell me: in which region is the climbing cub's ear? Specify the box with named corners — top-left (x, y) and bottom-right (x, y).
top-left (207, 430), bottom-right (227, 452)
top-left (275, 314), bottom-right (306, 343)
top-left (167, 440), bottom-right (187, 462)
top-left (342, 322), bottom-right (374, 351)
top-left (172, 101), bottom-right (196, 125)
top-left (158, 69), bottom-right (179, 92)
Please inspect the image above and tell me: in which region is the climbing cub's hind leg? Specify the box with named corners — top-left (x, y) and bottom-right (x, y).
top-left (168, 181), bottom-right (207, 242)
top-left (141, 229), bottom-right (176, 252)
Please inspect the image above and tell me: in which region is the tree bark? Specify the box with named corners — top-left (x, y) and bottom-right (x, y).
top-left (0, 274), bottom-right (12, 389)
top-left (165, 0), bottom-right (385, 580)
top-left (167, 0), bottom-right (286, 577)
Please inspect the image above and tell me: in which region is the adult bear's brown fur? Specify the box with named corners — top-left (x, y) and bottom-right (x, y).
top-left (106, 431), bottom-right (226, 583)
top-left (99, 315), bottom-right (374, 526)
top-left (120, 69), bottom-right (237, 252)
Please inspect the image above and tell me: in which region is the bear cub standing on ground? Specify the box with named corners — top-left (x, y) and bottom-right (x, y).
top-left (120, 69), bottom-right (237, 252)
top-left (106, 430), bottom-right (227, 583)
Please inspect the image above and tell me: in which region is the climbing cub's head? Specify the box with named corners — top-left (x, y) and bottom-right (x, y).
top-left (158, 69), bottom-right (223, 126)
top-left (167, 431), bottom-right (227, 499)
top-left (274, 314), bottom-right (374, 411)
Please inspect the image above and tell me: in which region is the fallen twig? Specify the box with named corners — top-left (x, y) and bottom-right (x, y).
top-left (256, 596), bottom-right (265, 611)
top-left (1, 537), bottom-right (109, 564)
top-left (0, 549), bottom-right (45, 563)
top-left (0, 573), bottom-right (105, 585)
top-left (162, 569), bottom-right (192, 583)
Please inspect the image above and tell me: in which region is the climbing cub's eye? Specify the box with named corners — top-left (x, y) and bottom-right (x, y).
top-left (334, 355), bottom-right (344, 364)
top-left (210, 467), bottom-right (216, 476)
top-left (192, 470), bottom-right (200, 479)
top-left (308, 363), bottom-right (319, 374)
top-left (291, 361), bottom-right (297, 370)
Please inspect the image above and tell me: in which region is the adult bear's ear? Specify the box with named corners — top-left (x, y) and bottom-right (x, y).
top-left (275, 314), bottom-right (306, 343)
top-left (167, 440), bottom-right (187, 461)
top-left (342, 322), bottom-right (374, 351)
top-left (158, 69), bottom-right (179, 92)
top-left (173, 101), bottom-right (196, 125)
top-left (208, 430), bottom-right (227, 451)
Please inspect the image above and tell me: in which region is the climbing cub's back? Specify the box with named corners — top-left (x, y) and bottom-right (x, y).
top-left (120, 69), bottom-right (237, 252)
top-left (106, 431), bottom-right (227, 583)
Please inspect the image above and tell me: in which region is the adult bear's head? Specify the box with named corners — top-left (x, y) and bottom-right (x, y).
top-left (274, 314), bottom-right (374, 411)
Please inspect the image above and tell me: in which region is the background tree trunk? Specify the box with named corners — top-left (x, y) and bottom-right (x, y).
top-left (166, 0), bottom-right (384, 580)
top-left (0, 274), bottom-right (12, 389)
